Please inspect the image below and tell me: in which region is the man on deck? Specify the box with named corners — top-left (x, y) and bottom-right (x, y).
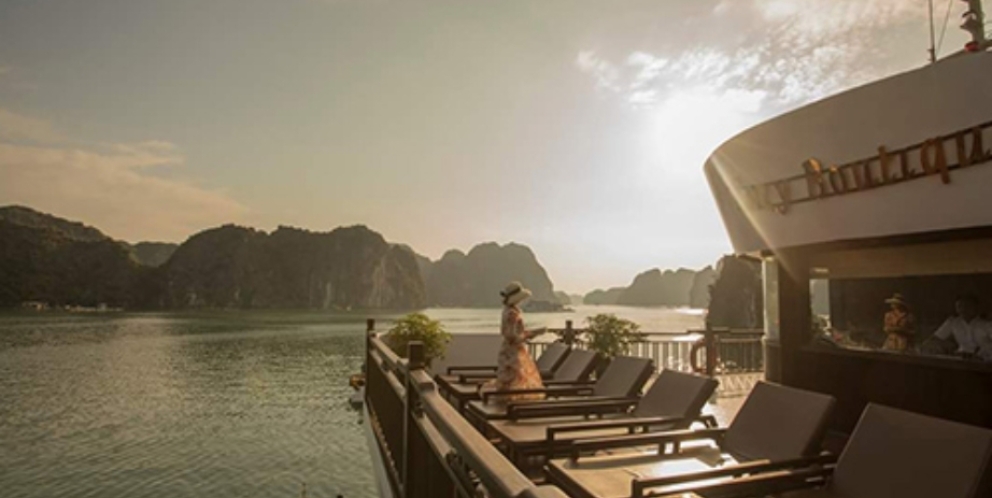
top-left (925, 295), bottom-right (992, 360)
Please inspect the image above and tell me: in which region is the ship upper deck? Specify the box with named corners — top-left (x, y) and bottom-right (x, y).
top-left (362, 327), bottom-right (793, 498)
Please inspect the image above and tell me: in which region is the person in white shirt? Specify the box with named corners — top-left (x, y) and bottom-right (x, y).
top-left (927, 295), bottom-right (992, 359)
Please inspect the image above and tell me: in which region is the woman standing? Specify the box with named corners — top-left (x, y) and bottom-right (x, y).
top-left (882, 293), bottom-right (915, 352)
top-left (485, 282), bottom-right (547, 403)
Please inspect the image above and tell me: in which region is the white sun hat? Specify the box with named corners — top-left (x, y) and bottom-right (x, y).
top-left (500, 281), bottom-right (532, 306)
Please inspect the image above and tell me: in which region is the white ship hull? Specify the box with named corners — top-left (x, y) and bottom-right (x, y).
top-left (706, 51), bottom-right (992, 254)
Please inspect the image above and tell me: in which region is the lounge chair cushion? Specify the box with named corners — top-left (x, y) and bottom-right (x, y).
top-left (591, 356), bottom-right (654, 398)
top-left (535, 342), bottom-right (569, 375)
top-left (488, 414), bottom-right (660, 445)
top-left (467, 355), bottom-right (649, 422)
top-left (633, 369), bottom-right (718, 420)
top-left (436, 343), bottom-right (574, 408)
top-left (829, 404), bottom-right (992, 498)
top-left (552, 349), bottom-right (597, 382)
top-left (546, 444), bottom-right (731, 498)
top-left (722, 382), bottom-right (835, 462)
top-left (468, 395), bottom-right (601, 421)
top-left (489, 370), bottom-right (717, 446)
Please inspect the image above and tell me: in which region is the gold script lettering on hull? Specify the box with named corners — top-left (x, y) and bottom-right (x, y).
top-left (741, 122), bottom-right (992, 213)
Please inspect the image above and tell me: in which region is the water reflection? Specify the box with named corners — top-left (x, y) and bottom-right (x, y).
top-left (0, 312), bottom-right (376, 498)
top-left (0, 306), bottom-right (704, 498)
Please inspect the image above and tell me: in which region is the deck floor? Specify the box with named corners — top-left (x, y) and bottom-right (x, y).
top-left (703, 371), bottom-right (762, 425)
top-left (704, 393), bottom-right (746, 426)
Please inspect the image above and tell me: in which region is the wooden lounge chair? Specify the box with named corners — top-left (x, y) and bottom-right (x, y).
top-left (445, 342), bottom-right (571, 380)
top-left (545, 382), bottom-right (837, 498)
top-left (436, 343), bottom-right (575, 412)
top-left (486, 369), bottom-right (719, 472)
top-left (675, 404), bottom-right (992, 498)
top-left (438, 346), bottom-right (596, 413)
top-left (465, 355), bottom-right (655, 427)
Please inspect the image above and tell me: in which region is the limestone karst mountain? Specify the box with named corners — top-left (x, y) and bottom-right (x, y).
top-left (0, 206), bottom-right (142, 308)
top-left (161, 225), bottom-right (427, 309)
top-left (0, 206), bottom-right (427, 310)
top-left (583, 266), bottom-right (716, 308)
top-left (419, 242), bottom-right (557, 308)
top-left (132, 242), bottom-right (178, 267)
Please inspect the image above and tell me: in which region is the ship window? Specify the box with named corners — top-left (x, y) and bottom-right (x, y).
top-left (807, 270), bottom-right (992, 363)
top-left (811, 276), bottom-right (830, 336)
top-left (803, 238), bottom-right (992, 362)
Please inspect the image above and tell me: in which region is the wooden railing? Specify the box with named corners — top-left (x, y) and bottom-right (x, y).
top-left (534, 321), bottom-right (764, 375)
top-left (531, 321), bottom-right (764, 397)
top-left (364, 320), bottom-right (570, 498)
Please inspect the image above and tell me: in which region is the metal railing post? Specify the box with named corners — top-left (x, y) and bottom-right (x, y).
top-left (564, 320), bottom-right (575, 347)
top-left (704, 328), bottom-right (717, 377)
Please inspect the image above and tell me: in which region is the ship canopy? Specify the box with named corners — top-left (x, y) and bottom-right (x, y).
top-left (705, 51), bottom-right (992, 255)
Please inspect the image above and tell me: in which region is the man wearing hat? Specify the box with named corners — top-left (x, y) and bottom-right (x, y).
top-left (882, 293), bottom-right (915, 352)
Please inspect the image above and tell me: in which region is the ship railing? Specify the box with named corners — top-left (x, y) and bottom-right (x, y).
top-left (531, 321), bottom-right (764, 397)
top-left (365, 320), bottom-right (569, 498)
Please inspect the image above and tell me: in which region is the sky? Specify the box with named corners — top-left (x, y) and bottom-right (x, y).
top-left (0, 0), bottom-right (971, 293)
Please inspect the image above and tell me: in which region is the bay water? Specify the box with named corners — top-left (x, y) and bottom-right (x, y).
top-left (0, 306), bottom-right (703, 498)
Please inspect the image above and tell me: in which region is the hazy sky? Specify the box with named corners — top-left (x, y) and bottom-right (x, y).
top-left (0, 0), bottom-right (968, 293)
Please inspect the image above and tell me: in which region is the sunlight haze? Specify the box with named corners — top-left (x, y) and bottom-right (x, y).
top-left (0, 0), bottom-right (964, 293)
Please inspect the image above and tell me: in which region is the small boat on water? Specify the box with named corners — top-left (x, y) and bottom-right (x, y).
top-left (348, 386), bottom-right (364, 410)
top-left (348, 372), bottom-right (365, 410)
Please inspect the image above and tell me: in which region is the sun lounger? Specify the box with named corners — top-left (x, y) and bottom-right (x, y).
top-left (465, 355), bottom-right (655, 427)
top-left (437, 345), bottom-right (596, 413)
top-left (545, 382), bottom-right (836, 498)
top-left (669, 403), bottom-right (992, 498)
top-left (445, 342), bottom-right (570, 380)
top-left (486, 369), bottom-right (719, 472)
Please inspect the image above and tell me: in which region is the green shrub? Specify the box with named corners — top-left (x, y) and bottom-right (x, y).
top-left (384, 313), bottom-right (451, 366)
top-left (583, 314), bottom-right (645, 359)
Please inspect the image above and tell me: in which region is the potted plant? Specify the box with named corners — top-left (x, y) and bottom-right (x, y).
top-left (384, 313), bottom-right (451, 368)
top-left (582, 314), bottom-right (645, 375)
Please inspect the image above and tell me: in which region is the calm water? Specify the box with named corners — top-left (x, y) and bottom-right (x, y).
top-left (0, 306), bottom-right (702, 498)
top-left (423, 305), bottom-right (706, 335)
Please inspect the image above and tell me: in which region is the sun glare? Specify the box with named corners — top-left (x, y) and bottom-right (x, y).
top-left (640, 85), bottom-right (766, 183)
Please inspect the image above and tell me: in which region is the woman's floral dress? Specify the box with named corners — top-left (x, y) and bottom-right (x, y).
top-left (483, 305), bottom-right (545, 404)
top-left (883, 308), bottom-right (915, 351)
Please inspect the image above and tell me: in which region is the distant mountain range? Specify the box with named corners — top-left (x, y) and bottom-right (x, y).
top-left (556, 292), bottom-right (583, 306)
top-left (582, 266), bottom-right (717, 308)
top-left (408, 242), bottom-right (558, 309)
top-left (159, 224), bottom-right (427, 309)
top-left (0, 205), bottom-right (753, 320)
top-left (0, 206), bottom-right (428, 310)
top-left (0, 206), bottom-right (560, 310)
top-left (0, 204), bottom-right (108, 242)
top-left (0, 206), bottom-right (155, 309)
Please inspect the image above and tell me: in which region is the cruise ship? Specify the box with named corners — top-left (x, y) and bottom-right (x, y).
top-left (363, 7), bottom-right (992, 497)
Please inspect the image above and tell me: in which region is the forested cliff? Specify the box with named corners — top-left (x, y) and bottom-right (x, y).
top-left (0, 206), bottom-right (426, 310)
